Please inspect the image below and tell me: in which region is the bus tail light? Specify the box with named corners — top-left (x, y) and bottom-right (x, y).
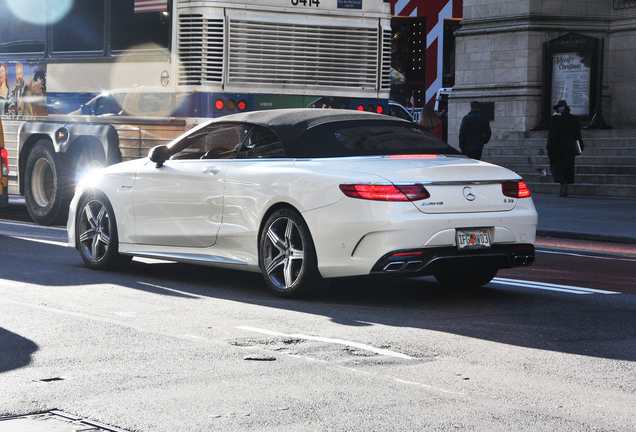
top-left (502, 181), bottom-right (531, 198)
top-left (1, 148), bottom-right (9, 175)
top-left (238, 100), bottom-right (247, 111)
top-left (215, 99), bottom-right (224, 110)
top-left (356, 104), bottom-right (365, 111)
top-left (226, 99), bottom-right (237, 111)
top-left (376, 105), bottom-right (384, 114)
top-left (340, 183), bottom-right (430, 201)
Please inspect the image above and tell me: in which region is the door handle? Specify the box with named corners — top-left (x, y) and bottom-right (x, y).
top-left (203, 167), bottom-right (220, 175)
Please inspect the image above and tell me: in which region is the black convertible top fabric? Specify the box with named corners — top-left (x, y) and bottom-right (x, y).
top-left (200, 109), bottom-right (410, 147)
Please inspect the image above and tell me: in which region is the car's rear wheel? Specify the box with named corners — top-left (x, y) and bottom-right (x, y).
top-left (76, 191), bottom-right (131, 270)
top-left (434, 268), bottom-right (498, 289)
top-left (259, 209), bottom-right (321, 298)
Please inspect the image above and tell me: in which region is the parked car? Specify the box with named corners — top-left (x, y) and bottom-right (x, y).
top-left (388, 101), bottom-right (417, 122)
top-left (0, 117), bottom-right (8, 208)
top-left (67, 109), bottom-right (537, 297)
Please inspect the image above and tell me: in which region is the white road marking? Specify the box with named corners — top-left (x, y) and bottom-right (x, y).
top-left (491, 278), bottom-right (620, 295)
top-left (237, 326), bottom-right (415, 360)
top-left (0, 220), bottom-right (66, 231)
top-left (537, 248), bottom-right (636, 262)
top-left (13, 236), bottom-right (68, 247)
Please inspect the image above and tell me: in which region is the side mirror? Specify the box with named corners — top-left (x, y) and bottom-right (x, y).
top-left (148, 145), bottom-right (168, 168)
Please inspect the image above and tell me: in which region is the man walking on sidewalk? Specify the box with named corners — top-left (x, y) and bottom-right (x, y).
top-left (459, 100), bottom-right (492, 160)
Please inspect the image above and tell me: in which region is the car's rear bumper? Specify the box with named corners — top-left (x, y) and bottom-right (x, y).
top-left (306, 196), bottom-right (538, 278)
top-left (370, 243), bottom-right (535, 275)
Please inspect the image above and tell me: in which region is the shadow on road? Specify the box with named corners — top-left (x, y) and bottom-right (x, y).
top-left (2, 234), bottom-right (635, 362)
top-left (0, 328), bottom-right (38, 373)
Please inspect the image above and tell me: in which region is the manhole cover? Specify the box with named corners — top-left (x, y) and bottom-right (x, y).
top-left (0, 412), bottom-right (129, 432)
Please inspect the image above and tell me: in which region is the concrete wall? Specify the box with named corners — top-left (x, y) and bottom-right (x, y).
top-left (448, 0), bottom-right (636, 147)
top-left (607, 7), bottom-right (636, 128)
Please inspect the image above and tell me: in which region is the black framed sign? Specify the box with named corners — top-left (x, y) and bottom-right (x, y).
top-left (542, 33), bottom-right (602, 123)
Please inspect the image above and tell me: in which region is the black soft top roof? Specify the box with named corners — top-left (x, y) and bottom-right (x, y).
top-left (200, 108), bottom-right (413, 147)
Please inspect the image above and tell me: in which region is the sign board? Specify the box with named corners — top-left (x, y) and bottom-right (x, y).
top-left (542, 33), bottom-right (602, 124)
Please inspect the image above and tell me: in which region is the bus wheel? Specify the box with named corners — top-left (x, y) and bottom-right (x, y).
top-left (24, 140), bottom-right (70, 226)
top-left (70, 144), bottom-right (105, 183)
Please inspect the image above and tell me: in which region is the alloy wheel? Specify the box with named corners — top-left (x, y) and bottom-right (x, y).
top-left (262, 216), bottom-right (305, 290)
top-left (78, 199), bottom-right (112, 264)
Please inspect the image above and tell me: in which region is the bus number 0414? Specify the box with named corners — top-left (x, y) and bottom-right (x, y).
top-left (291, 0), bottom-right (320, 6)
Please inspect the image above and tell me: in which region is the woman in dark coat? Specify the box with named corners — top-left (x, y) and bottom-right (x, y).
top-left (547, 100), bottom-right (584, 197)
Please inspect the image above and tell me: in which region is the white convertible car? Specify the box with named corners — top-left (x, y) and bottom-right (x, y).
top-left (68, 109), bottom-right (537, 297)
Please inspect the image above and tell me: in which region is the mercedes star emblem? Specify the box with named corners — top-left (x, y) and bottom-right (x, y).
top-left (463, 187), bottom-right (476, 201)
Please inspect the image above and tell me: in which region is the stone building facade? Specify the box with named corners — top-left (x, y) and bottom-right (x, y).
top-left (448, 0), bottom-right (636, 145)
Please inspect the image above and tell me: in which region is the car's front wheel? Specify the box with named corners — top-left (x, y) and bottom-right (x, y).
top-left (259, 209), bottom-right (321, 298)
top-left (434, 268), bottom-right (498, 289)
top-left (76, 191), bottom-right (131, 270)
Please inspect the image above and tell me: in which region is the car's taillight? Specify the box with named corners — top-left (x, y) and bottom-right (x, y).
top-left (340, 184), bottom-right (430, 201)
top-left (502, 181), bottom-right (531, 198)
top-left (1, 148), bottom-right (9, 176)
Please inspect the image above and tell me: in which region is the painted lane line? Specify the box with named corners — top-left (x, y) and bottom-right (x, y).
top-left (0, 220), bottom-right (66, 231)
top-left (237, 326), bottom-right (415, 360)
top-left (492, 278), bottom-right (620, 295)
top-left (537, 249), bottom-right (636, 263)
top-left (13, 236), bottom-right (68, 247)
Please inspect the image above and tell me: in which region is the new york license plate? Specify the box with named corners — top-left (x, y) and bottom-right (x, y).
top-left (456, 229), bottom-right (491, 249)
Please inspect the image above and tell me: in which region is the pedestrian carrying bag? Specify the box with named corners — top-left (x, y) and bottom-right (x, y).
top-left (575, 140), bottom-right (583, 155)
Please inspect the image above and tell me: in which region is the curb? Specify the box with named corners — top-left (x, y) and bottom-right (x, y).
top-left (536, 230), bottom-right (636, 245)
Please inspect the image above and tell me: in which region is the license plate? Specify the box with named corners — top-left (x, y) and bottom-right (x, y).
top-left (456, 229), bottom-right (491, 250)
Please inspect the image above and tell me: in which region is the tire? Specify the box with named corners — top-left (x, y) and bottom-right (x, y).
top-left (259, 209), bottom-right (322, 298)
top-left (71, 145), bottom-right (105, 183)
top-left (76, 191), bottom-right (131, 270)
top-left (434, 268), bottom-right (498, 290)
top-left (24, 140), bottom-right (71, 226)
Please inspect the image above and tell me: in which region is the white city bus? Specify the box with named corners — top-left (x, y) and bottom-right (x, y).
top-left (0, 0), bottom-right (391, 225)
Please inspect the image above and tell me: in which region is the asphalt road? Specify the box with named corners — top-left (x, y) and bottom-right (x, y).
top-left (1, 218), bottom-right (636, 431)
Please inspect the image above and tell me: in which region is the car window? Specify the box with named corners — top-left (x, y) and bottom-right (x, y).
top-left (286, 120), bottom-right (460, 158)
top-left (169, 123), bottom-right (251, 160)
top-left (388, 104), bottom-right (413, 122)
top-left (236, 126), bottom-right (285, 159)
top-left (94, 95), bottom-right (123, 115)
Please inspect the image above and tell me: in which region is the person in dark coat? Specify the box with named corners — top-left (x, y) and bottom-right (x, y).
top-left (547, 100), bottom-right (584, 197)
top-left (458, 101), bottom-right (491, 160)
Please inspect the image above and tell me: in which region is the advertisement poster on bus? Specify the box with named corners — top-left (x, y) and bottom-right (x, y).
top-left (0, 61), bottom-right (46, 117)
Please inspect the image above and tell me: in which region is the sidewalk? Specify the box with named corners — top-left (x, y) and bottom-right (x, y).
top-left (531, 193), bottom-right (636, 244)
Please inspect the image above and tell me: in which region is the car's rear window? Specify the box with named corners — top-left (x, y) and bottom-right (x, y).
top-left (286, 120), bottom-right (460, 158)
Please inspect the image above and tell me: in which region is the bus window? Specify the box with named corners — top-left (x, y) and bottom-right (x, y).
top-left (51, 1), bottom-right (105, 54)
top-left (0, 3), bottom-right (45, 55)
top-left (111, 1), bottom-right (170, 52)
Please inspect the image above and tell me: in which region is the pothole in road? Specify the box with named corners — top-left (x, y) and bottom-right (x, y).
top-left (0, 411), bottom-right (130, 432)
top-left (229, 336), bottom-right (304, 348)
top-left (228, 336), bottom-right (421, 365)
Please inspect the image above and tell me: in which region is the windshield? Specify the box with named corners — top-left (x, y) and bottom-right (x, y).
top-left (286, 120), bottom-right (460, 158)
